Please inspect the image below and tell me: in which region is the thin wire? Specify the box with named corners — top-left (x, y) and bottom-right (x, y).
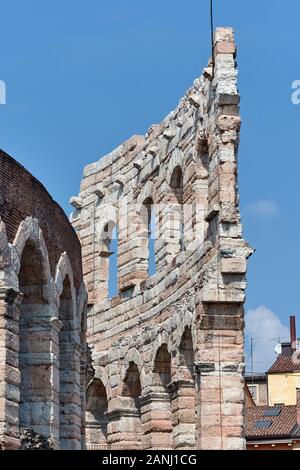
top-left (92, 199), bottom-right (96, 347)
top-left (250, 336), bottom-right (290, 344)
top-left (210, 0), bottom-right (215, 67)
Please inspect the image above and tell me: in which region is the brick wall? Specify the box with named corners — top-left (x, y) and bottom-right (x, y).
top-left (0, 150), bottom-right (82, 288)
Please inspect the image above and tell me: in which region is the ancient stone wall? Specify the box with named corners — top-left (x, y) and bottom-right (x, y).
top-left (0, 150), bottom-right (83, 288)
top-left (72, 27), bottom-right (252, 450)
top-left (0, 152), bottom-right (87, 450)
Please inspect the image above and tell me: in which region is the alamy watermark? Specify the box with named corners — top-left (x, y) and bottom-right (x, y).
top-left (0, 80), bottom-right (6, 104)
top-left (291, 80), bottom-right (300, 105)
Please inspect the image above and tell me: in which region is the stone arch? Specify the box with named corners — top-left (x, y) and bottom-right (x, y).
top-left (16, 218), bottom-right (54, 442)
top-left (122, 362), bottom-right (142, 399)
top-left (135, 182), bottom-right (157, 278)
top-left (120, 360), bottom-right (143, 449)
top-left (0, 218), bottom-right (14, 289)
top-left (121, 348), bottom-right (146, 394)
top-left (153, 344), bottom-right (172, 392)
top-left (161, 154), bottom-right (185, 264)
top-left (173, 310), bottom-right (194, 362)
top-left (145, 337), bottom-right (173, 449)
top-left (55, 253), bottom-right (77, 319)
top-left (171, 326), bottom-right (196, 449)
top-left (13, 217), bottom-right (52, 290)
top-left (86, 378), bottom-right (109, 449)
top-left (179, 327), bottom-right (194, 380)
top-left (93, 367), bottom-right (112, 401)
top-left (95, 205), bottom-right (118, 244)
top-left (137, 180), bottom-right (157, 206)
top-left (150, 330), bottom-right (173, 371)
top-left (56, 262), bottom-right (81, 449)
top-left (94, 206), bottom-right (119, 301)
top-left (165, 150), bottom-right (184, 187)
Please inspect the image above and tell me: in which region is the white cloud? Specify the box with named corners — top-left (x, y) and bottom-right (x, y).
top-left (245, 199), bottom-right (279, 218)
top-left (245, 306), bottom-right (289, 373)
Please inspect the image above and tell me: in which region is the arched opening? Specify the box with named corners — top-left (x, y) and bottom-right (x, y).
top-left (153, 344), bottom-right (172, 391)
top-left (120, 362), bottom-right (142, 448)
top-left (18, 240), bottom-right (52, 439)
top-left (141, 198), bottom-right (156, 276)
top-left (108, 225), bottom-right (118, 298)
top-left (86, 379), bottom-right (108, 449)
top-left (169, 166), bottom-right (184, 254)
top-left (179, 328), bottom-right (194, 380)
top-left (99, 221), bottom-right (118, 299)
top-left (58, 275), bottom-right (80, 449)
top-left (172, 328), bottom-right (196, 449)
top-left (145, 344), bottom-right (173, 449)
top-left (194, 137), bottom-right (209, 246)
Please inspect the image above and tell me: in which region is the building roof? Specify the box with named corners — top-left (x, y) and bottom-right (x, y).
top-left (245, 373), bottom-right (267, 382)
top-left (245, 405), bottom-right (300, 440)
top-left (268, 355), bottom-right (300, 374)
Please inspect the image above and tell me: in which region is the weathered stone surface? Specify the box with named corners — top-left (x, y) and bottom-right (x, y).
top-left (0, 156), bottom-right (88, 450)
top-left (73, 27), bottom-right (251, 451)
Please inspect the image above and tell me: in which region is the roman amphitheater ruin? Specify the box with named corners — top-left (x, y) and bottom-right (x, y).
top-left (0, 152), bottom-right (87, 450)
top-left (0, 27), bottom-right (252, 450)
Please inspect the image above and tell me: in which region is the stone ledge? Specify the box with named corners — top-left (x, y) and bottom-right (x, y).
top-left (221, 258), bottom-right (246, 274)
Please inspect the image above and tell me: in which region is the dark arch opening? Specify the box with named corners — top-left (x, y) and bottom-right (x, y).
top-left (18, 240), bottom-right (51, 438)
top-left (58, 275), bottom-right (79, 449)
top-left (141, 197), bottom-right (156, 276)
top-left (150, 344), bottom-right (173, 448)
top-left (175, 327), bottom-right (196, 449)
top-left (103, 222), bottom-right (118, 298)
top-left (179, 328), bottom-right (194, 379)
top-left (86, 379), bottom-right (108, 449)
top-left (121, 362), bottom-right (142, 448)
top-left (122, 362), bottom-right (142, 409)
top-left (154, 344), bottom-right (172, 392)
top-left (170, 166), bottom-right (184, 252)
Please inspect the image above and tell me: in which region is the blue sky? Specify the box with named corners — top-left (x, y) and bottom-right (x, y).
top-left (0, 1), bottom-right (299, 371)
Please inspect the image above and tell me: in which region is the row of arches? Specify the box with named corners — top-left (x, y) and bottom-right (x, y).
top-left (86, 328), bottom-right (196, 450)
top-left (98, 164), bottom-right (185, 299)
top-left (0, 217), bottom-right (86, 449)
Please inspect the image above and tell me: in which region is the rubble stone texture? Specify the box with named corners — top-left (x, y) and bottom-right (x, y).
top-left (0, 152), bottom-right (87, 450)
top-left (72, 28), bottom-right (252, 450)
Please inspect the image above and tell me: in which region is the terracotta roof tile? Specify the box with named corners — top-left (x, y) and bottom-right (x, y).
top-left (245, 405), bottom-right (300, 440)
top-left (268, 355), bottom-right (300, 374)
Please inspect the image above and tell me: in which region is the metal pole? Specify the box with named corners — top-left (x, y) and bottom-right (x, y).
top-left (251, 337), bottom-right (254, 385)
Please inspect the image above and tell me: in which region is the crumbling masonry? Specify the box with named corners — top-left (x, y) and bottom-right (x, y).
top-left (71, 28), bottom-right (252, 450)
top-left (0, 152), bottom-right (87, 450)
top-left (0, 27), bottom-right (251, 451)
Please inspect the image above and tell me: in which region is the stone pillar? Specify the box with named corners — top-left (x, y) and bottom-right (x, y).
top-left (58, 342), bottom-right (82, 450)
top-left (0, 288), bottom-right (22, 450)
top-left (196, 302), bottom-right (245, 450)
top-left (107, 397), bottom-right (142, 450)
top-left (19, 314), bottom-right (61, 449)
top-left (140, 389), bottom-right (173, 450)
top-left (170, 380), bottom-right (196, 449)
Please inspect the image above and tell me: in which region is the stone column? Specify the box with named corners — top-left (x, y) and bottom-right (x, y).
top-left (58, 342), bottom-right (82, 450)
top-left (196, 302), bottom-right (245, 450)
top-left (19, 314), bottom-right (61, 449)
top-left (170, 380), bottom-right (196, 449)
top-left (107, 397), bottom-right (142, 450)
top-left (140, 388), bottom-right (173, 450)
top-left (0, 288), bottom-right (22, 450)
